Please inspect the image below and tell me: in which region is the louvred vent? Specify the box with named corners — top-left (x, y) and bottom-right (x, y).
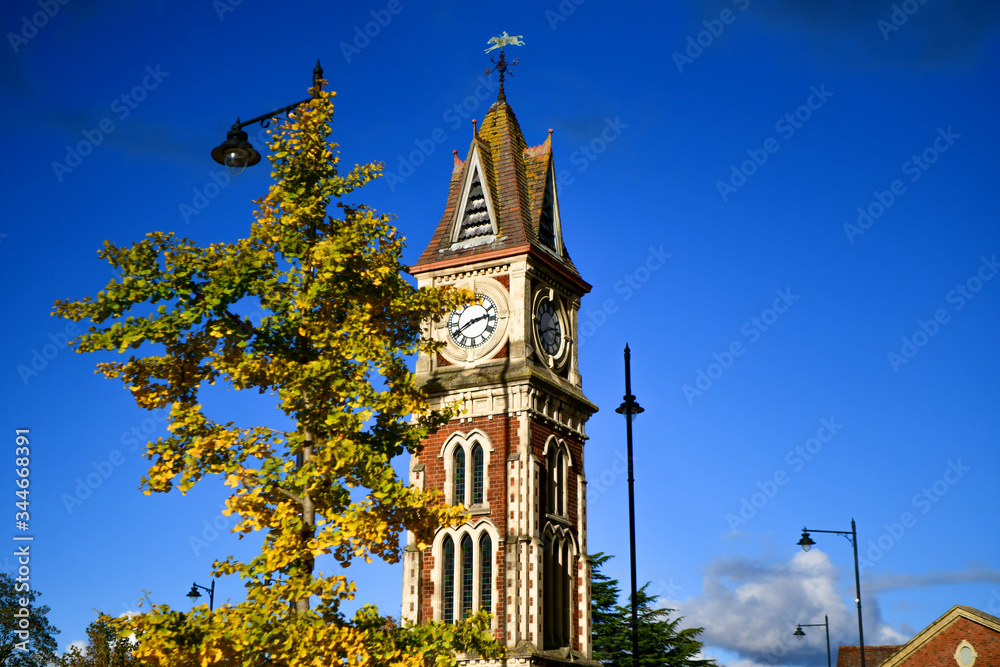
top-left (538, 169), bottom-right (555, 249)
top-left (457, 168), bottom-right (493, 240)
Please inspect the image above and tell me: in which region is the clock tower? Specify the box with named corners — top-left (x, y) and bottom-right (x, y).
top-left (401, 81), bottom-right (599, 666)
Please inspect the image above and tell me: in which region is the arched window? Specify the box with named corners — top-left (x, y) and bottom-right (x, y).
top-left (561, 539), bottom-right (571, 642)
top-left (471, 443), bottom-right (484, 505)
top-left (480, 533), bottom-right (492, 612)
top-left (442, 536), bottom-right (455, 623)
top-left (453, 447), bottom-right (465, 505)
top-left (460, 534), bottom-right (473, 619)
top-left (542, 532), bottom-right (573, 649)
top-left (547, 444), bottom-right (567, 517)
top-left (547, 447), bottom-right (557, 514)
top-left (555, 451), bottom-right (565, 515)
top-left (439, 529), bottom-right (496, 624)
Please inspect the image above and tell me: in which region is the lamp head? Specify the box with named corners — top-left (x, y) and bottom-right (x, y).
top-left (615, 397), bottom-right (645, 421)
top-left (211, 127), bottom-right (261, 175)
top-left (186, 583), bottom-right (201, 600)
top-left (797, 529), bottom-right (815, 552)
top-left (793, 625), bottom-right (806, 639)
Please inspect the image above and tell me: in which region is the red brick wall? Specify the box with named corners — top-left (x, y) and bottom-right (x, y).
top-left (529, 418), bottom-right (584, 536)
top-left (414, 414), bottom-right (519, 641)
top-left (529, 416), bottom-right (586, 652)
top-left (901, 616), bottom-right (1000, 666)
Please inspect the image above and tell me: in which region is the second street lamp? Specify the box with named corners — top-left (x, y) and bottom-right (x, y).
top-left (615, 344), bottom-right (643, 667)
top-left (793, 614), bottom-right (832, 667)
top-left (187, 580), bottom-right (215, 612)
top-left (798, 520), bottom-right (865, 667)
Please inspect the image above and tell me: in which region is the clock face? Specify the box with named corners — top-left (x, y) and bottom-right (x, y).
top-left (536, 297), bottom-right (562, 356)
top-left (448, 294), bottom-right (499, 349)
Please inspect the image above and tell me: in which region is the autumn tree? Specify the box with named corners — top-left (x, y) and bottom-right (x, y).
top-left (0, 573), bottom-right (59, 667)
top-left (54, 77), bottom-right (501, 666)
top-left (589, 554), bottom-right (714, 667)
top-left (60, 616), bottom-right (139, 667)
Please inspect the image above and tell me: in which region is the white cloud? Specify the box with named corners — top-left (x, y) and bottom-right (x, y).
top-left (65, 640), bottom-right (88, 656)
top-left (667, 549), bottom-right (901, 667)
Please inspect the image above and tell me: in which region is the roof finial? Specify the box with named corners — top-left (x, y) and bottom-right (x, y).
top-left (485, 31), bottom-right (524, 102)
top-left (312, 59), bottom-right (324, 94)
top-left (472, 118), bottom-right (478, 137)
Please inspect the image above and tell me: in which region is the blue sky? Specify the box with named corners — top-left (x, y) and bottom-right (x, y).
top-left (2, 1), bottom-right (999, 665)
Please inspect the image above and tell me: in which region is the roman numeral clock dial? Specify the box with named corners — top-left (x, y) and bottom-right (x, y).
top-left (448, 294), bottom-right (499, 349)
top-left (534, 295), bottom-right (566, 366)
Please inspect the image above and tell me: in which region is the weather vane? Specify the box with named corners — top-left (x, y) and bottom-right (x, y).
top-left (485, 31), bottom-right (524, 101)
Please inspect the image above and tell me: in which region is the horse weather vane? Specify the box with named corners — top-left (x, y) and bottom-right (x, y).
top-left (485, 31), bottom-right (524, 101)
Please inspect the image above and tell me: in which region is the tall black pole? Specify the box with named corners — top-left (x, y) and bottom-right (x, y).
top-left (799, 521), bottom-right (865, 667)
top-left (824, 614), bottom-right (831, 667)
top-left (623, 345), bottom-right (639, 667)
top-left (794, 616), bottom-right (831, 667)
top-left (851, 519), bottom-right (865, 667)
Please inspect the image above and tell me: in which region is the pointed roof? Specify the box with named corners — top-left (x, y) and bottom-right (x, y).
top-left (411, 96), bottom-right (589, 293)
top-left (874, 605), bottom-right (1000, 667)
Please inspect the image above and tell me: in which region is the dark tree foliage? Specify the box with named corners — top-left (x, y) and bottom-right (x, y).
top-left (0, 573), bottom-right (59, 667)
top-left (589, 553), bottom-right (715, 667)
top-left (59, 616), bottom-right (140, 667)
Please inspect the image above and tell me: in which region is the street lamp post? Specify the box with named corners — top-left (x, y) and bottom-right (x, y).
top-left (615, 344), bottom-right (644, 667)
top-left (211, 61), bottom-right (324, 174)
top-left (798, 520), bottom-right (865, 667)
top-left (793, 614), bottom-right (832, 667)
top-left (187, 580), bottom-right (215, 612)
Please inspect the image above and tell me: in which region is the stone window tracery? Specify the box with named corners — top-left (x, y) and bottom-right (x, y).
top-left (435, 525), bottom-right (498, 625)
top-left (443, 432), bottom-right (491, 508)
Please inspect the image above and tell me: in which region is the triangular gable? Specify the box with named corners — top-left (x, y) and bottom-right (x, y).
top-left (450, 147), bottom-right (498, 251)
top-left (878, 605), bottom-right (1000, 667)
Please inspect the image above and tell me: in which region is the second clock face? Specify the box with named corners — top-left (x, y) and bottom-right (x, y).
top-left (536, 297), bottom-right (562, 356)
top-left (448, 294), bottom-right (499, 348)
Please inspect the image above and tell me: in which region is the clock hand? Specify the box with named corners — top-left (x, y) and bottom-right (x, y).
top-left (458, 313), bottom-right (488, 333)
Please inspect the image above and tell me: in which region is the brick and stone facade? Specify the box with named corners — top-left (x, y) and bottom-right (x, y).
top-left (836, 606), bottom-right (1000, 667)
top-left (403, 87), bottom-right (599, 666)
